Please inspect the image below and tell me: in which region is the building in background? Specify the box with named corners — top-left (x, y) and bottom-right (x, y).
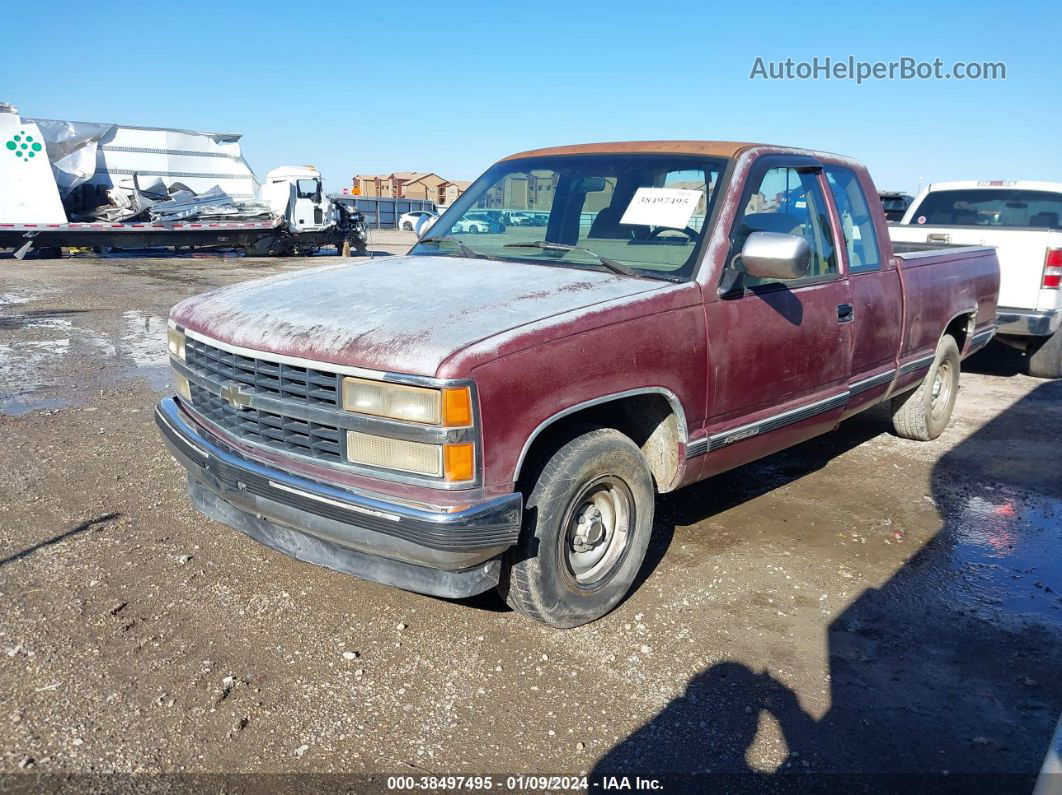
top-left (353, 172), bottom-right (472, 206)
top-left (442, 180), bottom-right (472, 206)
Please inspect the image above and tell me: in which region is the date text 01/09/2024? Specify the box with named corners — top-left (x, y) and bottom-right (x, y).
top-left (384, 775), bottom-right (663, 791)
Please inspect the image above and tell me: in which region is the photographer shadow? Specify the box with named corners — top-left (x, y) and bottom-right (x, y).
top-left (593, 380), bottom-right (1062, 793)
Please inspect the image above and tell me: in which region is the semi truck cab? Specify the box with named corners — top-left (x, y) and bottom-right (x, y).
top-left (261, 166), bottom-right (332, 233)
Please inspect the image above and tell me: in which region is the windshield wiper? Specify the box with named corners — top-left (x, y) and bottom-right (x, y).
top-left (502, 241), bottom-right (643, 278)
top-left (420, 236), bottom-right (496, 261)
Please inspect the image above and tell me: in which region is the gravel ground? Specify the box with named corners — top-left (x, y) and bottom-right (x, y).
top-left (0, 242), bottom-right (1059, 789)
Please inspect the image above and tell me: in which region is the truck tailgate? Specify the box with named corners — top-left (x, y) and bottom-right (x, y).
top-left (890, 224), bottom-right (1054, 310)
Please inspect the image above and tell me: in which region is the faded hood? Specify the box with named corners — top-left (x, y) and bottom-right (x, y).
top-left (170, 255), bottom-right (665, 376)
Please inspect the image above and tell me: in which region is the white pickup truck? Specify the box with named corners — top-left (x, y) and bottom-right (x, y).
top-left (889, 180), bottom-right (1062, 377)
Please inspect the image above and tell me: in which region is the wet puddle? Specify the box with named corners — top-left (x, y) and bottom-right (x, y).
top-left (943, 486), bottom-right (1062, 621)
top-left (113, 310), bottom-right (171, 389)
top-left (0, 336), bottom-right (75, 415)
top-left (0, 295), bottom-right (170, 415)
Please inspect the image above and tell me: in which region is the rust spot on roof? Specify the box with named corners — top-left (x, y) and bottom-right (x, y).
top-left (500, 140), bottom-right (767, 161)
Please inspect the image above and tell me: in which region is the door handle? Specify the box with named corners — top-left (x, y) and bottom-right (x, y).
top-left (837, 303), bottom-right (854, 323)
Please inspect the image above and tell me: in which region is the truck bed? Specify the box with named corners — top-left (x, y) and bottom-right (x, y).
top-left (891, 243), bottom-right (999, 371)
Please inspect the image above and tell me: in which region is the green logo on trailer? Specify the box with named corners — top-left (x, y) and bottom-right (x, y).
top-left (5, 130), bottom-right (43, 162)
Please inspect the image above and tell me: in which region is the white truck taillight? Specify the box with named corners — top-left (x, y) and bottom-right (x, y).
top-left (1044, 248), bottom-right (1062, 289)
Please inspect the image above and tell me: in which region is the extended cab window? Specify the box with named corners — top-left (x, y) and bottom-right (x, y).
top-left (825, 166), bottom-right (881, 273)
top-left (296, 179), bottom-right (319, 199)
top-left (728, 166), bottom-right (837, 288)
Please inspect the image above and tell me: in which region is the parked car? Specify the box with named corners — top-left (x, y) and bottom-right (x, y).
top-left (890, 180), bottom-right (1062, 377)
top-left (468, 211), bottom-right (505, 233)
top-left (879, 191), bottom-right (914, 222)
top-left (452, 216), bottom-right (492, 234)
top-left (503, 211), bottom-right (535, 226)
top-left (158, 141), bottom-right (999, 628)
top-left (398, 210), bottom-right (437, 231)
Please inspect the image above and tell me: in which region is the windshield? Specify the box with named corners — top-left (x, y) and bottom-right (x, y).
top-left (912, 189), bottom-right (1062, 228)
top-left (411, 154), bottom-right (728, 280)
top-left (296, 179), bottom-right (319, 199)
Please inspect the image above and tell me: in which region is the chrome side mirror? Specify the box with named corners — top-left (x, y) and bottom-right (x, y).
top-left (740, 232), bottom-right (810, 281)
top-left (414, 214), bottom-right (436, 238)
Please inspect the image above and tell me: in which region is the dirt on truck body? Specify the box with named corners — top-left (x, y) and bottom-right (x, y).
top-left (160, 141), bottom-right (1000, 628)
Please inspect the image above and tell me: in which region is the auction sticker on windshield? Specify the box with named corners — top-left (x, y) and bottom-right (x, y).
top-left (620, 187), bottom-right (703, 228)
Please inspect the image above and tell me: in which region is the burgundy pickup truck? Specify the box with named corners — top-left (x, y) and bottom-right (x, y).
top-left (157, 141), bottom-right (999, 627)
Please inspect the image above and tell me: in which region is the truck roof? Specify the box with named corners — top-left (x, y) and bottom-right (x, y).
top-left (501, 140), bottom-right (765, 161)
top-left (923, 179), bottom-right (1062, 193)
top-left (265, 165), bottom-right (321, 180)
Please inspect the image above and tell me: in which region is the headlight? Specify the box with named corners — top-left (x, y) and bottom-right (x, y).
top-left (342, 378), bottom-right (472, 427)
top-left (168, 328), bottom-right (186, 361)
top-left (347, 432), bottom-right (442, 476)
top-left (173, 371), bottom-right (192, 400)
top-left (346, 433), bottom-right (475, 481)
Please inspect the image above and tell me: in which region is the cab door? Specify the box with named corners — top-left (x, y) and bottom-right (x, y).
top-left (292, 178), bottom-right (322, 230)
top-left (824, 165), bottom-right (904, 415)
top-left (699, 157), bottom-right (852, 475)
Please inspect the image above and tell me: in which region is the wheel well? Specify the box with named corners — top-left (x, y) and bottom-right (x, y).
top-left (944, 312), bottom-right (973, 352)
top-left (517, 394), bottom-right (682, 493)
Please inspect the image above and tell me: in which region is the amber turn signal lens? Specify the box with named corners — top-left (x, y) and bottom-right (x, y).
top-left (443, 443), bottom-right (474, 482)
top-left (442, 387), bottom-right (473, 427)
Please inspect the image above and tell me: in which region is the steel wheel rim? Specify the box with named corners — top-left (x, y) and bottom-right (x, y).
top-left (563, 476), bottom-right (633, 587)
top-left (930, 358), bottom-right (954, 420)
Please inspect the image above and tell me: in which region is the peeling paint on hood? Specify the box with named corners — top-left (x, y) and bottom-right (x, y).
top-left (170, 255), bottom-right (667, 376)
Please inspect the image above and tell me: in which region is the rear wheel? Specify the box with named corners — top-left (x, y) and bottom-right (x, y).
top-left (890, 335), bottom-right (961, 441)
top-left (1027, 328), bottom-right (1062, 379)
top-left (500, 427), bottom-right (654, 628)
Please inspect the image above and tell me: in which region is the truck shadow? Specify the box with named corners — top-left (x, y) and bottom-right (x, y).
top-left (592, 381), bottom-right (1062, 791)
top-left (963, 342), bottom-right (1030, 377)
top-left (635, 408), bottom-right (891, 595)
top-left (458, 413), bottom-right (892, 615)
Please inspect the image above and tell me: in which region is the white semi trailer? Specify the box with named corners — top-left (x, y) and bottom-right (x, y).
top-left (0, 103), bottom-right (366, 258)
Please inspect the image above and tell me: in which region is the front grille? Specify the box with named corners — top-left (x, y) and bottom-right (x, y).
top-left (189, 383), bottom-right (344, 462)
top-left (185, 338), bottom-right (340, 407)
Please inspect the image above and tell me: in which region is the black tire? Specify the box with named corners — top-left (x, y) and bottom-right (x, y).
top-left (500, 426), bottom-right (654, 628)
top-left (1027, 328), bottom-right (1062, 379)
top-left (890, 335), bottom-right (961, 441)
top-left (401, 221), bottom-right (412, 231)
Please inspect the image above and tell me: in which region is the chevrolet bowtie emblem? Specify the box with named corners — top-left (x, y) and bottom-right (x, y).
top-left (219, 382), bottom-right (253, 409)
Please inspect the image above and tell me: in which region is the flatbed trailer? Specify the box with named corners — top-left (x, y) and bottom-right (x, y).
top-left (0, 215), bottom-right (365, 259)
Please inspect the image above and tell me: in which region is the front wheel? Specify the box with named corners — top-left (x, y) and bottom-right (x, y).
top-left (1027, 328), bottom-right (1062, 379)
top-left (890, 335), bottom-right (961, 441)
top-left (500, 427), bottom-right (654, 628)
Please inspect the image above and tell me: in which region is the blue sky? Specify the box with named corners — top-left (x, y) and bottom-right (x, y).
top-left (5, 0), bottom-right (1059, 195)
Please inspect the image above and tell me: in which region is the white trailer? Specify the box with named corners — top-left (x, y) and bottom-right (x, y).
top-left (0, 103), bottom-right (365, 258)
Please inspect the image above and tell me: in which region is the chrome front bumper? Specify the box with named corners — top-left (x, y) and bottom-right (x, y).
top-left (995, 307), bottom-right (1062, 337)
top-left (155, 397), bottom-right (521, 599)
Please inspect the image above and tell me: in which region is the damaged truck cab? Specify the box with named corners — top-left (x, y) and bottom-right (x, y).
top-left (157, 141), bottom-right (1000, 628)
